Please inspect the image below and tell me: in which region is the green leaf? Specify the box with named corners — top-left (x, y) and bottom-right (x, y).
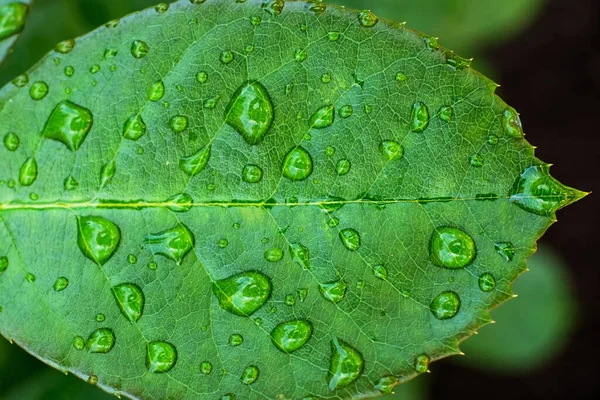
top-left (0, 0), bottom-right (30, 65)
top-left (0, 1), bottom-right (585, 399)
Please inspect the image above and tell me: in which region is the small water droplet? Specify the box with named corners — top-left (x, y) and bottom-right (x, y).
top-left (297, 288), bottom-right (308, 303)
top-left (242, 164), bottom-right (263, 183)
top-left (29, 81), bottom-right (49, 100)
top-left (478, 273), bottom-right (496, 292)
top-left (25, 272), bottom-right (36, 282)
top-left (439, 106), bottom-right (453, 122)
top-left (423, 36), bottom-right (439, 51)
top-left (221, 394), bottom-right (236, 400)
top-left (282, 147), bottom-right (313, 181)
top-left (339, 105), bottom-right (353, 119)
top-left (325, 145), bottom-right (335, 156)
top-left (310, 105), bottom-right (334, 129)
top-left (89, 64), bottom-right (100, 74)
top-left (339, 228), bottom-right (360, 251)
top-left (220, 50), bottom-right (234, 64)
top-left (414, 354), bottom-right (430, 373)
top-left (95, 313), bottom-right (105, 322)
top-left (0, 256), bottom-right (8, 274)
top-left (469, 154), bottom-right (484, 168)
top-left (64, 65), bottom-right (75, 77)
top-left (358, 10), bottom-right (378, 27)
top-left (375, 376), bottom-right (398, 394)
top-left (285, 294), bottom-right (295, 306)
top-left (200, 361), bottom-right (212, 375)
top-left (446, 51), bottom-right (472, 70)
top-left (146, 341), bottom-right (177, 373)
top-left (131, 40), bottom-right (149, 59)
top-left (128, 254), bottom-right (137, 264)
top-left (123, 114), bottom-right (146, 141)
top-left (113, 283), bottom-right (144, 322)
top-left (410, 101), bottom-right (430, 133)
top-left (240, 365), bottom-right (259, 385)
top-left (430, 227), bottom-right (476, 269)
top-left (213, 271), bottom-right (272, 316)
top-left (3, 132), bottom-right (19, 151)
top-left (217, 238), bottom-right (229, 249)
top-left (225, 81), bottom-right (273, 145)
top-left (148, 262), bottom-right (158, 270)
top-left (372, 265), bottom-right (387, 280)
top-left (327, 337), bottom-right (364, 390)
top-left (148, 81), bottom-right (165, 101)
top-left (251, 16), bottom-right (261, 26)
top-left (488, 135), bottom-right (499, 145)
top-left (54, 39), bottom-right (75, 54)
top-left (144, 224), bottom-right (194, 263)
top-left (103, 48), bottom-right (117, 59)
top-left (53, 277), bottom-right (69, 291)
top-left (42, 101), bottom-right (93, 151)
top-left (19, 157), bottom-right (37, 186)
top-left (327, 217), bottom-right (339, 228)
top-left (229, 334), bottom-right (243, 346)
top-left (271, 319), bottom-right (312, 353)
top-left (77, 216), bottom-right (121, 265)
top-left (502, 108), bottom-right (523, 138)
top-left (86, 328), bottom-right (115, 353)
top-left (289, 243), bottom-right (310, 270)
top-left (99, 160), bottom-right (116, 188)
top-left (64, 175), bottom-right (79, 191)
top-left (430, 291), bottom-right (461, 320)
top-left (262, 0), bottom-right (284, 16)
top-left (319, 280), bottom-right (347, 303)
top-left (395, 72), bottom-right (407, 82)
top-left (494, 242), bottom-right (515, 262)
top-left (180, 145), bottom-right (210, 177)
top-left (196, 71), bottom-right (208, 84)
top-left (0, 3), bottom-right (28, 40)
top-left (327, 31), bottom-right (340, 41)
top-left (155, 2), bottom-right (169, 12)
top-left (170, 115), bottom-right (188, 134)
top-left (294, 48), bottom-right (307, 63)
top-left (264, 248), bottom-right (283, 262)
top-left (73, 336), bottom-right (85, 350)
top-left (379, 141), bottom-right (403, 161)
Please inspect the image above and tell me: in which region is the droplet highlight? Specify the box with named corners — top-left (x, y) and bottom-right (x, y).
top-left (430, 227), bottom-right (476, 269)
top-left (213, 271), bottom-right (272, 317)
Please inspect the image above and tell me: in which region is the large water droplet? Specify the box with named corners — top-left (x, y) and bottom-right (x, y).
top-left (310, 105), bottom-right (334, 129)
top-left (123, 114), bottom-right (146, 140)
top-left (494, 242), bottom-right (514, 262)
top-left (339, 228), bottom-right (360, 251)
top-left (283, 147), bottom-right (313, 181)
top-left (0, 3), bottom-right (28, 40)
top-left (430, 291), bottom-right (461, 320)
top-left (113, 283), bottom-right (144, 322)
top-left (213, 271), bottom-right (272, 316)
top-left (225, 81), bottom-right (274, 145)
top-left (29, 81), bottom-right (48, 100)
top-left (319, 280), bottom-right (347, 303)
top-left (509, 165), bottom-right (585, 216)
top-left (410, 101), bottom-right (429, 133)
top-left (478, 273), bottom-right (496, 292)
top-left (271, 319), bottom-right (312, 353)
top-left (264, 247), bottom-right (283, 262)
top-left (502, 108), bottom-right (523, 138)
top-left (146, 341), bottom-right (177, 373)
top-left (3, 132), bottom-right (19, 151)
top-left (289, 242), bottom-right (310, 270)
top-left (379, 141), bottom-right (403, 161)
top-left (430, 227), bottom-right (476, 269)
top-left (42, 101), bottom-right (93, 151)
top-left (131, 40), bottom-right (149, 59)
top-left (358, 10), bottom-right (378, 27)
top-left (53, 277), bottom-right (69, 291)
top-left (241, 365), bottom-right (259, 385)
top-left (446, 52), bottom-right (472, 70)
top-left (179, 145), bottom-right (210, 177)
top-left (144, 224), bottom-right (194, 263)
top-left (375, 376), bottom-right (398, 394)
top-left (242, 164), bottom-right (263, 183)
top-left (19, 157), bottom-right (37, 186)
top-left (86, 328), bottom-right (115, 353)
top-left (77, 216), bottom-right (121, 265)
top-left (327, 337), bottom-right (364, 390)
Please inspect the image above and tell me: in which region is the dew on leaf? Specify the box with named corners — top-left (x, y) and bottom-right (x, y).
top-left (379, 141), bottom-right (403, 161)
top-left (86, 328), bottom-right (115, 353)
top-left (0, 256), bottom-right (8, 274)
top-left (410, 101), bottom-right (430, 133)
top-left (113, 283), bottom-right (144, 323)
top-left (221, 394), bottom-right (236, 400)
top-left (88, 375), bottom-right (98, 385)
top-left (224, 81), bottom-right (274, 145)
top-left (339, 228), bottom-right (360, 251)
top-left (336, 159), bottom-right (351, 176)
top-left (12, 73), bottom-right (28, 87)
top-left (494, 242), bottom-right (515, 262)
top-left (439, 106), bottom-right (453, 122)
top-left (502, 108), bottom-right (523, 138)
top-left (155, 3), bottom-right (169, 13)
top-left (328, 337), bottom-right (364, 390)
top-left (297, 288), bottom-right (308, 302)
top-left (77, 216), bottom-right (121, 265)
top-left (179, 145), bottom-right (211, 177)
top-left (42, 101), bottom-right (93, 151)
top-left (430, 227), bottom-right (476, 269)
top-left (148, 81), bottom-right (165, 101)
top-left (64, 65), bottom-right (74, 77)
top-left (131, 40), bottom-right (149, 59)
top-left (64, 175), bottom-right (79, 191)
top-left (30, 81), bottom-right (49, 100)
top-left (3, 132), bottom-right (19, 151)
top-left (123, 114), bottom-right (146, 141)
top-left (53, 277), bottom-right (69, 291)
top-left (325, 145), bottom-right (335, 156)
top-left (414, 354), bottom-right (430, 373)
top-left (488, 134), bottom-right (499, 145)
top-left (0, 3), bottom-right (28, 40)
top-left (282, 147), bottom-right (313, 181)
top-left (213, 271), bottom-right (272, 317)
top-left (73, 336), bottom-right (85, 351)
top-left (358, 10), bottom-right (378, 27)
top-left (294, 48), bottom-right (307, 63)
top-left (251, 16), bottom-right (261, 26)
top-left (127, 254), bottom-right (137, 264)
top-left (103, 48), bottom-right (117, 59)
top-left (271, 319), bottom-right (312, 353)
top-left (372, 265), bottom-right (387, 280)
top-left (396, 72), bottom-right (407, 82)
top-left (469, 154), bottom-right (484, 168)
top-left (446, 51), bottom-right (472, 70)
top-left (220, 50), bottom-right (234, 64)
top-left (241, 365), bottom-right (259, 385)
top-left (285, 294), bottom-right (295, 306)
top-left (229, 334), bottom-right (243, 347)
top-left (218, 239), bottom-right (229, 248)
top-left (146, 341), bottom-right (177, 373)
top-left (321, 73), bottom-right (331, 84)
top-left (19, 157), bottom-right (37, 186)
top-left (204, 96), bottom-right (218, 109)
top-left (263, 0), bottom-right (284, 16)
top-left (95, 313), bottom-right (105, 322)
top-left (99, 160), bottom-right (116, 189)
top-left (200, 361), bottom-right (212, 375)
top-left (430, 291), bottom-right (461, 320)
top-left (319, 280), bottom-right (347, 304)
top-left (327, 217), bottom-right (339, 228)
top-left (375, 376), bottom-right (398, 394)
top-left (148, 262), bottom-right (158, 270)
top-left (327, 31), bottom-right (340, 41)
top-left (25, 272), bottom-right (35, 282)
top-left (89, 65), bottom-right (100, 74)
top-left (143, 224), bottom-right (194, 263)
top-left (170, 115), bottom-right (188, 133)
top-left (478, 273), bottom-right (496, 292)
top-left (310, 105), bottom-right (334, 129)
top-left (264, 247), bottom-right (283, 262)
top-left (290, 242), bottom-right (310, 270)
top-left (339, 105), bottom-right (353, 119)
top-left (242, 164), bottom-right (263, 183)
top-left (196, 71), bottom-right (208, 83)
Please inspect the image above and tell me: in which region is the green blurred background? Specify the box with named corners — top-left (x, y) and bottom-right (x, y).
top-left (1, 0), bottom-right (598, 399)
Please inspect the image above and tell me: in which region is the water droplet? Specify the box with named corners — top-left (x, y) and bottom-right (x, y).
top-left (242, 164), bottom-right (263, 183)
top-left (170, 115), bottom-right (188, 133)
top-left (310, 105), bottom-right (334, 129)
top-left (64, 65), bottom-right (75, 77)
top-left (282, 147), bottom-right (313, 181)
top-left (294, 48), bottom-right (307, 63)
top-left (99, 160), bottom-right (116, 188)
top-left (29, 81), bottom-right (49, 100)
top-left (204, 96), bottom-right (218, 109)
top-left (395, 72), bottom-right (407, 82)
top-left (339, 228), bottom-right (360, 251)
top-left (112, 283), bottom-right (144, 323)
top-left (439, 106), bottom-right (453, 122)
top-left (423, 35), bottom-right (439, 51)
top-left (410, 101), bottom-right (430, 133)
top-left (297, 288), bottom-right (308, 303)
top-left (166, 193), bottom-right (193, 212)
top-left (307, 0), bottom-right (326, 14)
top-left (229, 334), bottom-right (243, 346)
top-left (196, 71), bottom-right (208, 84)
top-left (327, 337), bottom-right (364, 390)
top-left (73, 336), bottom-right (85, 350)
top-left (414, 354), bottom-right (430, 373)
top-left (325, 145), bottom-right (335, 156)
top-left (502, 108), bottom-right (523, 138)
top-left (3, 132), bottom-right (19, 151)
top-left (358, 10), bottom-right (378, 27)
top-left (104, 48), bottom-right (117, 59)
top-left (89, 64), bottom-right (100, 74)
top-left (218, 238), bottom-right (229, 248)
top-left (225, 81), bottom-right (274, 145)
top-left (213, 271), bottom-right (272, 316)
top-left (372, 265), bottom-right (387, 280)
top-left (95, 313), bottom-right (105, 322)
top-left (319, 280), bottom-right (347, 303)
top-left (221, 394), bottom-right (236, 400)
top-left (478, 273), bottom-right (496, 292)
top-left (488, 135), bottom-right (499, 145)
top-left (509, 165), bottom-right (585, 216)
top-left (127, 254), bottom-right (137, 264)
top-left (469, 154), bottom-right (484, 168)
top-left (271, 319), bottom-right (312, 353)
top-left (375, 376), bottom-right (398, 394)
top-left (327, 217), bottom-right (340, 228)
top-left (336, 159), bottom-right (351, 176)
top-left (155, 2), bottom-right (169, 12)
top-left (77, 216), bottom-right (121, 265)
top-left (64, 175), bottom-right (79, 191)
top-left (148, 81), bottom-right (165, 101)
top-left (289, 243), bottom-right (310, 270)
top-left (200, 361), bottom-right (212, 375)
top-left (240, 365), bottom-right (259, 385)
top-left (264, 248), bottom-right (283, 262)
top-left (144, 224), bottom-right (194, 263)
top-left (19, 157), bottom-right (37, 186)
top-left (146, 341), bottom-right (177, 373)
top-left (321, 73), bottom-right (331, 84)
top-left (53, 277), bottom-right (69, 291)
top-left (220, 50), bottom-right (234, 64)
top-left (179, 145), bottom-right (210, 177)
top-left (131, 40), bottom-right (149, 59)
top-left (285, 294), bottom-right (295, 306)
top-left (339, 105), bottom-right (353, 119)
top-left (42, 101), bottom-right (93, 151)
top-left (327, 31), bottom-right (340, 41)
top-left (25, 272), bottom-right (36, 282)
top-left (430, 227), bottom-right (476, 269)
top-left (0, 256), bottom-right (8, 274)
top-left (123, 114), bottom-right (146, 141)
top-left (430, 291), bottom-right (461, 320)
top-left (86, 328), bottom-right (115, 353)
top-left (263, 0), bottom-right (284, 16)
top-left (446, 51), bottom-right (472, 70)
top-left (0, 3), bottom-right (28, 40)
top-left (379, 141), bottom-right (403, 161)
top-left (251, 16), bottom-right (261, 26)
top-left (494, 242), bottom-right (514, 262)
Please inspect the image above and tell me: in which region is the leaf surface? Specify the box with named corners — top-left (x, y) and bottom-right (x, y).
top-left (0, 1), bottom-right (584, 399)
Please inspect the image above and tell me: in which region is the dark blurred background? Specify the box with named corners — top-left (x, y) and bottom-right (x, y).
top-left (0, 0), bottom-right (598, 399)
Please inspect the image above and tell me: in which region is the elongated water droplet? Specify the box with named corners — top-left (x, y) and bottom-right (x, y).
top-left (290, 243), bottom-right (310, 270)
top-left (336, 159), bottom-right (351, 176)
top-left (502, 108), bottom-right (523, 138)
top-left (379, 141), bottom-right (403, 161)
top-left (0, 3), bottom-right (28, 40)
top-left (372, 265), bottom-right (387, 280)
top-left (271, 319), bottom-right (312, 353)
top-left (170, 115), bottom-right (188, 133)
top-left (430, 291), bottom-right (461, 320)
top-left (283, 147), bottom-right (313, 181)
top-left (42, 101), bottom-right (93, 151)
top-left (328, 337), bottom-right (364, 390)
top-left (264, 247), bottom-right (283, 262)
top-left (86, 328), bottom-right (115, 353)
top-left (229, 334), bottom-right (243, 346)
top-left (3, 132), bottom-right (19, 151)
top-left (339, 228), bottom-right (360, 251)
top-left (25, 272), bottom-right (35, 282)
top-left (55, 39), bottom-right (75, 54)
top-left (77, 216), bottom-right (121, 265)
top-left (358, 10), bottom-right (378, 27)
top-left (410, 101), bottom-right (429, 133)
top-left (0, 256), bottom-right (8, 274)
top-left (430, 227), bottom-right (476, 269)
top-left (478, 273), bottom-right (496, 292)
top-left (148, 81), bottom-right (164, 101)
top-left (375, 376), bottom-right (398, 394)
top-left (509, 165), bottom-right (585, 216)
top-left (213, 271), bottom-right (271, 317)
top-left (19, 157), bottom-right (37, 186)
top-left (99, 160), bottom-right (116, 188)
top-left (144, 224), bottom-right (194, 263)
top-left (166, 193), bottom-right (193, 212)
top-left (146, 341), bottom-right (177, 373)
top-left (319, 280), bottom-right (347, 303)
top-left (131, 40), bottom-right (149, 58)
top-left (310, 105), bottom-right (334, 129)
top-left (113, 283), bottom-right (144, 322)
top-left (179, 145), bottom-right (210, 177)
top-left (155, 3), bottom-right (169, 12)
top-left (414, 354), bottom-right (430, 373)
top-left (494, 242), bottom-right (514, 262)
top-left (53, 277), bottom-right (69, 291)
top-left (200, 361), bottom-right (212, 375)
top-left (240, 365), bottom-right (259, 385)
top-left (225, 81), bottom-right (274, 145)
top-left (123, 114), bottom-right (146, 140)
top-left (242, 164), bottom-right (263, 183)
